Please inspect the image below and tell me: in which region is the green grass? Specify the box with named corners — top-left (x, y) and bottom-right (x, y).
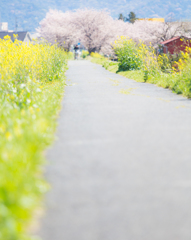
top-left (87, 56), bottom-right (106, 65)
top-left (118, 70), bottom-right (144, 82)
top-left (89, 56), bottom-right (144, 82)
top-left (90, 56), bottom-right (191, 98)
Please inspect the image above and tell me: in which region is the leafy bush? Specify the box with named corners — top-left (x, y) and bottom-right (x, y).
top-left (0, 37), bottom-right (69, 240)
top-left (81, 50), bottom-right (89, 59)
top-left (113, 36), bottom-right (143, 71)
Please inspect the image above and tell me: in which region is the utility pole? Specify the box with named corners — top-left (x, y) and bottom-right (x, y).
top-left (0, 12), bottom-right (1, 31)
top-left (15, 16), bottom-right (18, 33)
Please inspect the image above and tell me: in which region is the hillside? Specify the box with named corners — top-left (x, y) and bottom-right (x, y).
top-left (0, 0), bottom-right (191, 32)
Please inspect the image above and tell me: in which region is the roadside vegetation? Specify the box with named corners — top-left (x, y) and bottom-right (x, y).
top-left (2, 7), bottom-right (191, 239)
top-left (89, 37), bottom-right (191, 98)
top-left (38, 8), bottom-right (191, 98)
top-left (0, 36), bottom-right (70, 240)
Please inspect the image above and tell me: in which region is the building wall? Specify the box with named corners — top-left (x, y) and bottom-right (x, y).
top-left (163, 38), bottom-right (191, 54)
top-left (138, 18), bottom-right (165, 23)
top-left (23, 33), bottom-right (31, 43)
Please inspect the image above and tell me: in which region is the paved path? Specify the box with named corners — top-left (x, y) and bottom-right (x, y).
top-left (39, 60), bottom-right (191, 240)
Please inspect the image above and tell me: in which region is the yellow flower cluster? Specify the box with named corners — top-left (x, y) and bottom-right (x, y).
top-left (175, 46), bottom-right (191, 71)
top-left (0, 36), bottom-right (68, 108)
top-left (113, 36), bottom-right (159, 75)
top-left (90, 52), bottom-right (103, 58)
top-left (0, 36), bottom-right (67, 83)
top-left (113, 36), bottom-right (191, 97)
top-left (157, 54), bottom-right (172, 72)
top-left (0, 37), bottom-right (69, 240)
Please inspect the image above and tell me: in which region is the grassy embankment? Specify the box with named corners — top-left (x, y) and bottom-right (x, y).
top-left (89, 38), bottom-right (191, 98)
top-left (0, 37), bottom-right (71, 240)
top-left (89, 55), bottom-right (144, 82)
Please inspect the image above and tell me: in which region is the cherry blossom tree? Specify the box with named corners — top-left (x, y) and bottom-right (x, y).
top-left (37, 8), bottom-right (189, 54)
top-left (37, 9), bottom-right (127, 54)
top-left (71, 9), bottom-right (114, 53)
top-left (123, 20), bottom-right (189, 46)
top-left (37, 9), bottom-right (77, 50)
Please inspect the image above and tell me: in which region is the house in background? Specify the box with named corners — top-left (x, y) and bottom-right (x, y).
top-left (0, 31), bottom-right (31, 43)
top-left (0, 22), bottom-right (8, 31)
top-left (160, 36), bottom-right (191, 54)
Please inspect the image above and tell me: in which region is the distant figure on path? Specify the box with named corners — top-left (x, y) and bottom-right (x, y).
top-left (74, 45), bottom-right (79, 60)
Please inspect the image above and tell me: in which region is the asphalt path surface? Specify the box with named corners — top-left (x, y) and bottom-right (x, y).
top-left (39, 60), bottom-right (191, 240)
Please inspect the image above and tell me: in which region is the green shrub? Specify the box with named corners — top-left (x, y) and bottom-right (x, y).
top-left (81, 50), bottom-right (89, 59)
top-left (113, 37), bottom-right (142, 71)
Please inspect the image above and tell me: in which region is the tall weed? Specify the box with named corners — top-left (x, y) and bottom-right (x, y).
top-left (113, 36), bottom-right (142, 71)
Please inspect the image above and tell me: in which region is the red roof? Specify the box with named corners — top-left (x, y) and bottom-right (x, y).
top-left (160, 36), bottom-right (180, 45)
